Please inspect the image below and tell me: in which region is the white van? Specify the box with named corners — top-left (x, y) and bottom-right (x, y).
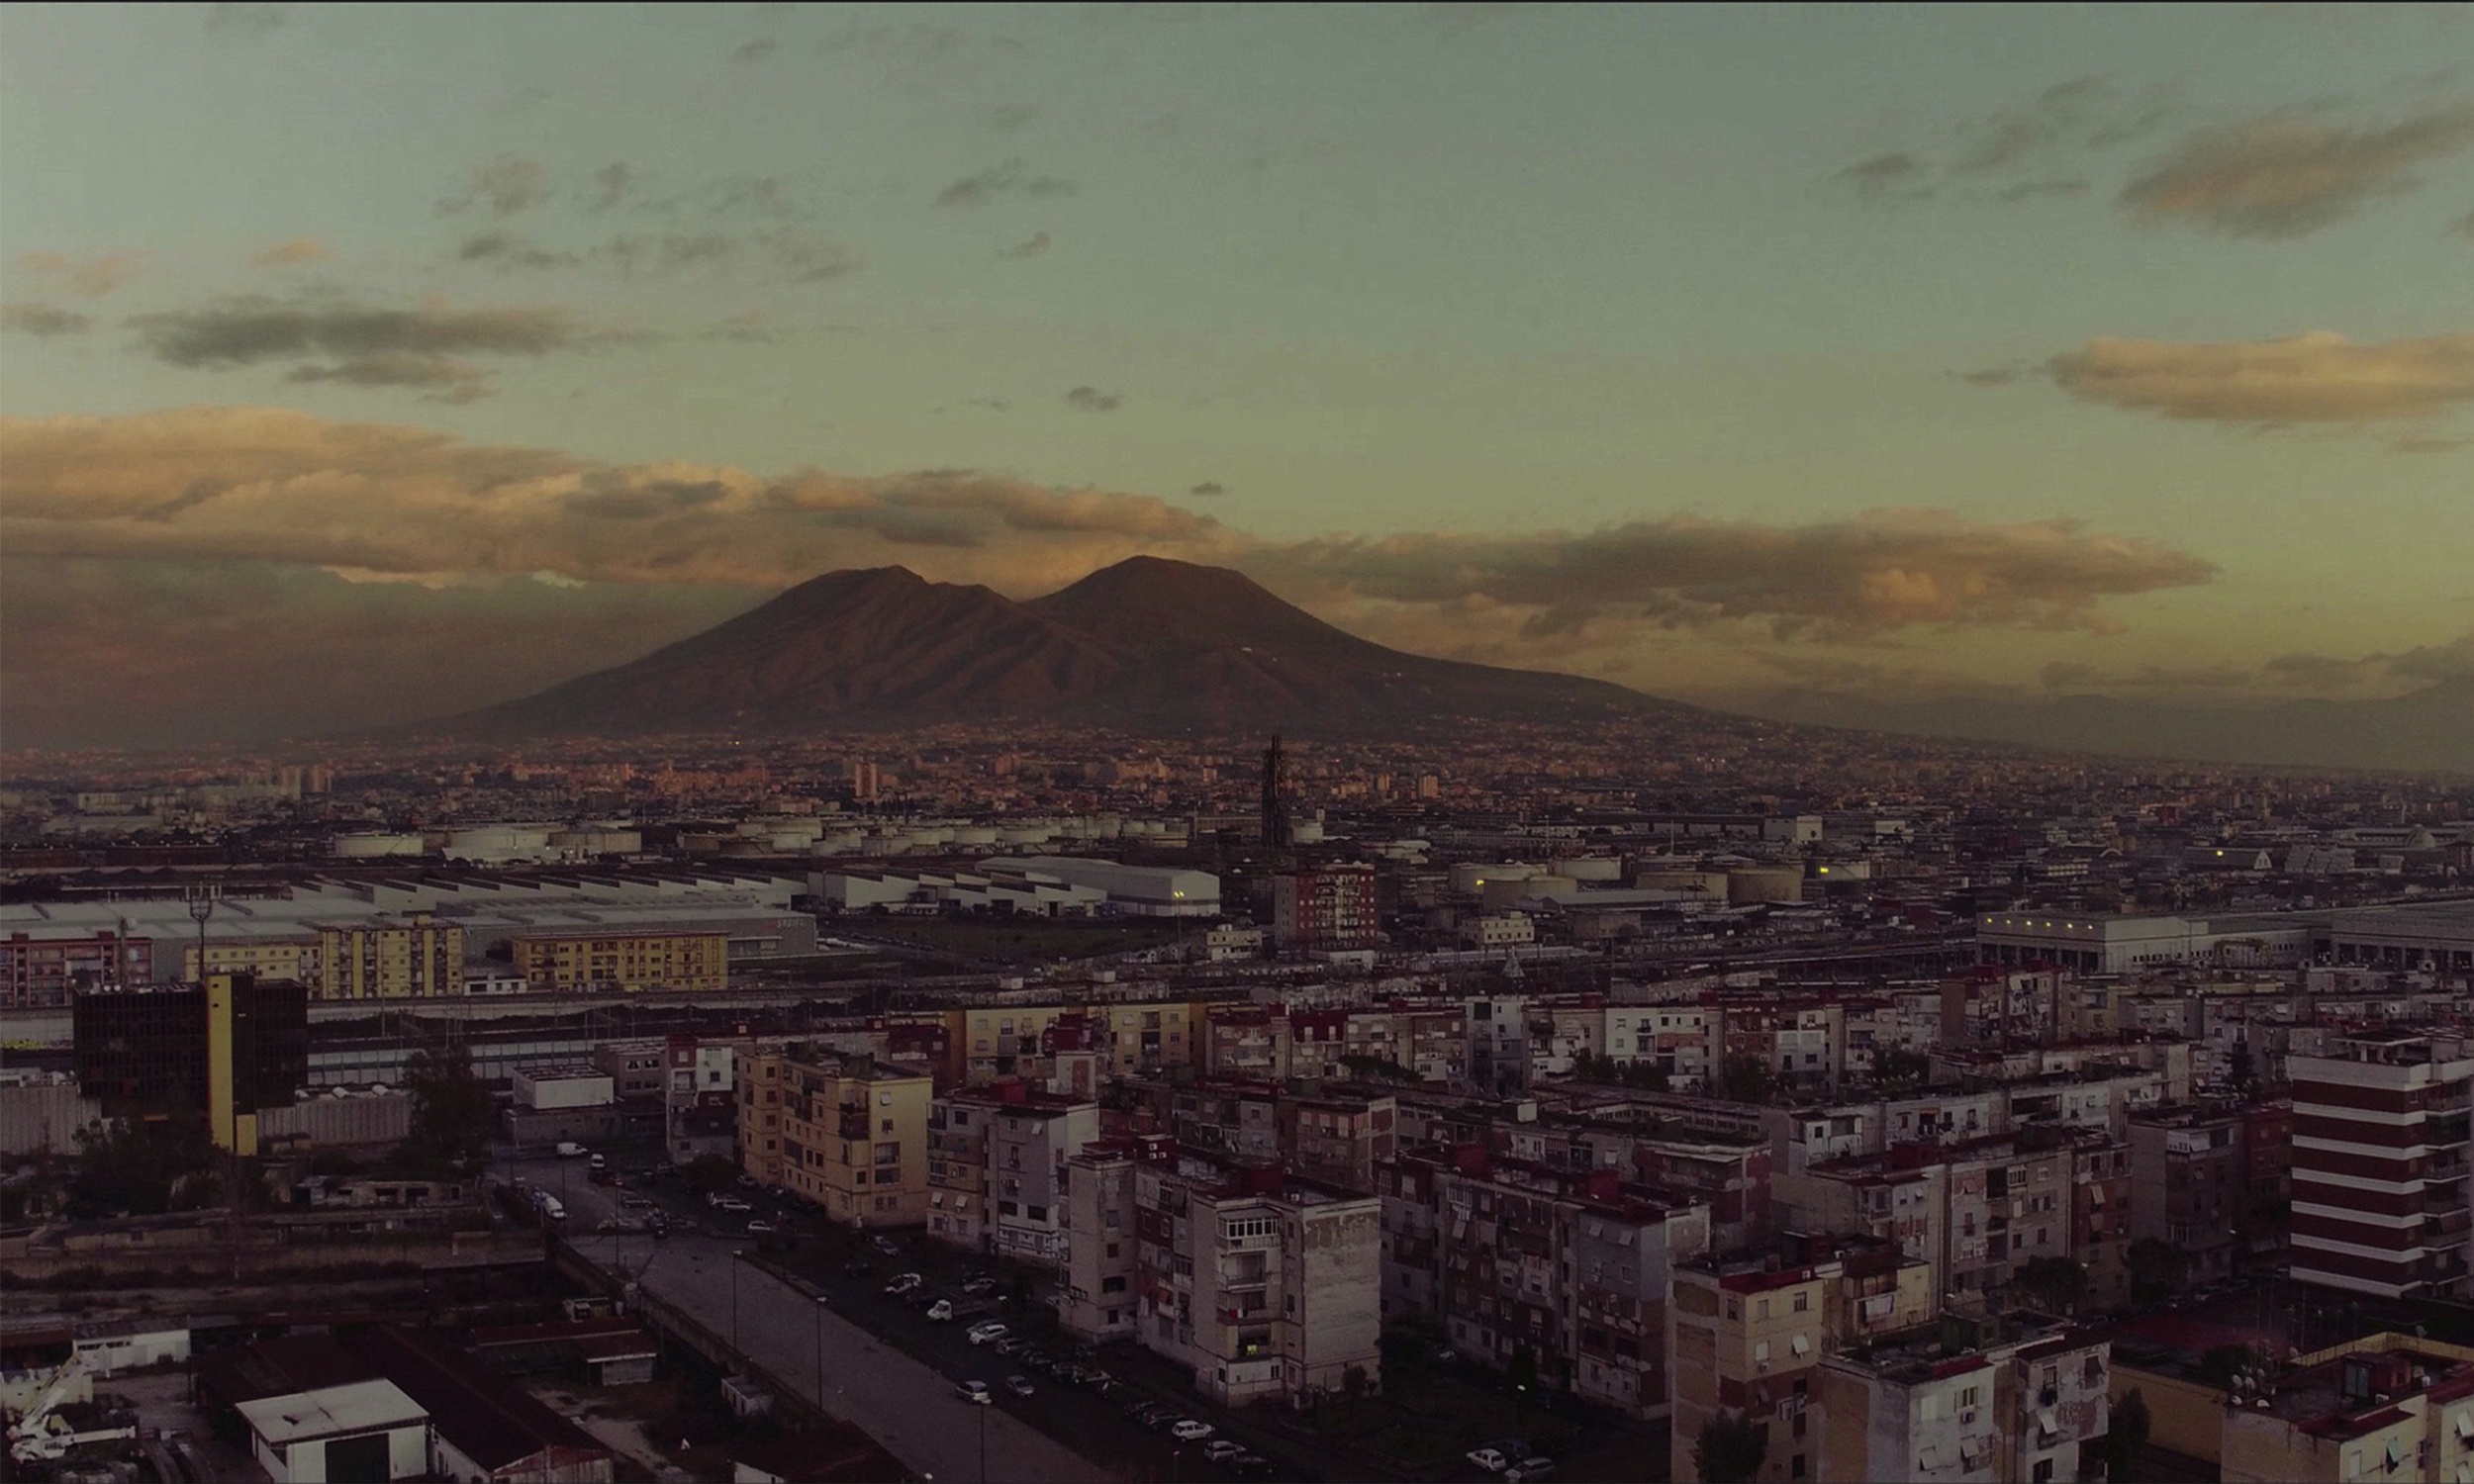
top-left (536, 1194), bottom-right (567, 1223)
top-left (555, 1141), bottom-right (587, 1159)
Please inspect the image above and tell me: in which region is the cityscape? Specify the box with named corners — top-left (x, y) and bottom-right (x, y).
top-left (5, 6), bottom-right (2474, 1484)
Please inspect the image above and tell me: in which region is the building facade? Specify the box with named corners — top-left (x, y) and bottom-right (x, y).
top-left (2289, 1034), bottom-right (2474, 1300)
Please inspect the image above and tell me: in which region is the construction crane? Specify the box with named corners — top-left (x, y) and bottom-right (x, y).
top-left (7, 1356), bottom-right (136, 1465)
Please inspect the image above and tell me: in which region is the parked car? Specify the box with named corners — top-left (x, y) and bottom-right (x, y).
top-left (872, 1236), bottom-right (903, 1256)
top-left (1204, 1440), bottom-right (1246, 1463)
top-left (1468, 1448), bottom-right (1510, 1473)
top-left (620, 1195), bottom-right (655, 1210)
top-left (844, 1260), bottom-right (875, 1278)
top-left (1229, 1455), bottom-right (1276, 1480)
top-left (926, 1299), bottom-right (955, 1322)
top-left (588, 1154), bottom-right (607, 1170)
top-left (1005, 1374), bottom-right (1035, 1398)
top-left (954, 1380), bottom-right (992, 1406)
top-left (745, 1220), bottom-right (776, 1235)
top-left (1171, 1420), bottom-right (1215, 1441)
top-left (884, 1272), bottom-right (923, 1295)
top-left (716, 1197), bottom-right (752, 1214)
top-left (961, 1277), bottom-right (999, 1296)
top-left (1506, 1458), bottom-right (1557, 1483)
top-left (968, 1322), bottom-right (1010, 1346)
top-left (992, 1336), bottom-right (1024, 1357)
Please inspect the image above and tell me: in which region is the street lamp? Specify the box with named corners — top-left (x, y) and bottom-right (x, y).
top-left (731, 1250), bottom-right (744, 1352)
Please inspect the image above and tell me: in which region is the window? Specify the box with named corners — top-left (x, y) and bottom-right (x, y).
top-left (882, 1119), bottom-right (895, 1134)
top-left (2033, 1463), bottom-right (2052, 1484)
top-left (1757, 1298), bottom-right (1770, 1320)
top-left (1792, 1291), bottom-right (1809, 1313)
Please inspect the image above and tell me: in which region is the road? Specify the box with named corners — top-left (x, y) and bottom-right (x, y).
top-left (507, 1152), bottom-right (1110, 1484)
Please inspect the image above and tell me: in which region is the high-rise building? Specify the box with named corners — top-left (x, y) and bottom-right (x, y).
top-left (72, 972), bottom-right (307, 1155)
top-left (738, 1048), bottom-right (931, 1228)
top-left (2289, 1033), bottom-right (2474, 1299)
top-left (1272, 865), bottom-right (1378, 952)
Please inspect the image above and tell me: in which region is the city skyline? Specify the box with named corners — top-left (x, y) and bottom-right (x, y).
top-left (5, 3), bottom-right (2472, 751)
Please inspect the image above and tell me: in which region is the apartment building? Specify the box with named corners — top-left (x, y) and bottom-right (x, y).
top-left (2290, 1033), bottom-right (2474, 1300)
top-left (2221, 1333), bottom-right (2474, 1484)
top-left (1468, 996), bottom-right (1531, 1096)
top-left (509, 929), bottom-right (725, 995)
top-left (1060, 1138), bottom-right (1155, 1341)
top-left (2070, 1133), bottom-right (2136, 1311)
top-left (1722, 1002), bottom-right (1847, 1098)
top-left (3, 928), bottom-right (152, 1008)
top-left (738, 1048), bottom-right (931, 1228)
top-left (988, 1090), bottom-right (1102, 1266)
top-left (185, 935), bottom-right (319, 989)
top-left (1605, 1003), bottom-right (1714, 1090)
top-left (927, 1090), bottom-right (995, 1252)
top-left (1814, 1317), bottom-right (2110, 1484)
top-left (1945, 1135), bottom-right (2073, 1311)
top-left (1668, 1245), bottom-right (1888, 1484)
top-left (1272, 865), bottom-right (1379, 952)
top-left (1380, 1147), bottom-right (1709, 1420)
top-left (2130, 1107), bottom-right (2243, 1288)
top-left (1065, 1145), bottom-right (1381, 1408)
top-left (1774, 1146), bottom-right (1952, 1300)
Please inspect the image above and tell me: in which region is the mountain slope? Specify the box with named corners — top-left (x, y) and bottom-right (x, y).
top-left (429, 557), bottom-right (1680, 739)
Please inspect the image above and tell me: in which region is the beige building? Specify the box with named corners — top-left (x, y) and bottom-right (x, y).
top-left (510, 929), bottom-right (725, 995)
top-left (185, 936), bottom-right (319, 988)
top-left (738, 1048), bottom-right (931, 1228)
top-left (1065, 1144), bottom-right (1382, 1409)
top-left (2221, 1333), bottom-right (2474, 1484)
top-left (1669, 1238), bottom-right (1934, 1484)
top-left (1815, 1316), bottom-right (2110, 1484)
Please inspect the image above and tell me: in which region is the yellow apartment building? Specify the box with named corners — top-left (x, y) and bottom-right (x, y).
top-left (510, 929), bottom-right (725, 994)
top-left (743, 1047), bottom-right (932, 1228)
top-left (185, 936), bottom-right (319, 988)
top-left (317, 917), bottom-right (463, 999)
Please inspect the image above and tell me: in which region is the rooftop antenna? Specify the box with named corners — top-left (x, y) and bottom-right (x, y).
top-left (186, 885), bottom-right (222, 985)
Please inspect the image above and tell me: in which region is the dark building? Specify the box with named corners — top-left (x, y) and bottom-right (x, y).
top-left (72, 973), bottom-right (306, 1149)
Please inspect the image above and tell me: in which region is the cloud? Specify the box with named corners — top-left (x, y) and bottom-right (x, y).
top-left (1993, 179), bottom-right (2089, 202)
top-left (1957, 364), bottom-right (2029, 387)
top-left (936, 157), bottom-right (1078, 207)
top-left (1, 302), bottom-right (91, 337)
top-left (206, 3), bottom-right (286, 35)
top-left (2120, 100), bottom-right (2474, 237)
top-left (458, 232), bottom-right (582, 270)
top-left (998, 231), bottom-right (1052, 259)
top-left (15, 251), bottom-right (146, 298)
top-left (1837, 152), bottom-right (1934, 204)
top-left (130, 295), bottom-right (620, 402)
top-left (733, 38), bottom-right (778, 63)
top-left (758, 230), bottom-right (865, 283)
top-left (1254, 509), bottom-right (2216, 643)
top-left (982, 104), bottom-right (1040, 133)
top-left (0, 409), bottom-right (2232, 741)
top-left (437, 154), bottom-right (553, 218)
top-left (1064, 386), bottom-right (1122, 412)
top-left (586, 163), bottom-right (633, 213)
top-left (1189, 481), bottom-right (1225, 497)
top-left (286, 353), bottom-right (493, 405)
top-left (250, 237), bottom-right (331, 269)
top-left (2046, 330), bottom-right (2474, 424)
top-left (1952, 75), bottom-right (2175, 172)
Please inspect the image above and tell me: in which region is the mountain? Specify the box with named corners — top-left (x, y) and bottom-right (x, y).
top-left (431, 557), bottom-right (1683, 739)
top-left (1752, 676), bottom-right (2474, 774)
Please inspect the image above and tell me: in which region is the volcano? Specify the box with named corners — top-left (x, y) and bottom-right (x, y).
top-left (429, 556), bottom-right (1685, 738)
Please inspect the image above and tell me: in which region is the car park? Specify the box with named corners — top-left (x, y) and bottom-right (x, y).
top-left (954, 1380), bottom-right (992, 1406)
top-left (1170, 1420), bottom-right (1215, 1441)
top-left (1005, 1374), bottom-right (1035, 1398)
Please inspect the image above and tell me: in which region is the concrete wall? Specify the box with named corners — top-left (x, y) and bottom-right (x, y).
top-left (0, 1081), bottom-right (103, 1156)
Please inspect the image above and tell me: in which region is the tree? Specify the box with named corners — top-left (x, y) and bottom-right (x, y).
top-left (69, 1111), bottom-right (217, 1217)
top-left (392, 1046), bottom-right (495, 1178)
top-left (2127, 1237), bottom-right (2192, 1308)
top-left (684, 1154), bottom-right (740, 1197)
top-left (1720, 1053), bottom-right (1774, 1105)
top-left (2105, 1387), bottom-right (2151, 1480)
top-left (1694, 1411), bottom-right (1768, 1484)
top-left (2015, 1255), bottom-right (2091, 1316)
top-left (2196, 1345), bottom-right (2265, 1388)
top-left (1341, 1364), bottom-right (1370, 1413)
top-left (1873, 1048), bottom-right (1933, 1086)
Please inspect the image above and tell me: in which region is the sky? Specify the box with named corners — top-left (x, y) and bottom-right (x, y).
top-left (4, 2), bottom-right (2472, 748)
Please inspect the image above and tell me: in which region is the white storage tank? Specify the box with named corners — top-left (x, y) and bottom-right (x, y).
top-left (1550, 857), bottom-right (1622, 882)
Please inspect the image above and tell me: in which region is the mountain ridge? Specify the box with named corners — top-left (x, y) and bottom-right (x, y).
top-left (428, 557), bottom-right (1681, 739)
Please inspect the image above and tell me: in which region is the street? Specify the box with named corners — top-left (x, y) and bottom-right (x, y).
top-left (504, 1151), bottom-right (1111, 1484)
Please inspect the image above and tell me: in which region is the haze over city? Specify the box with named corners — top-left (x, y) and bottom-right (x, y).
top-left (5, 3), bottom-right (2470, 766)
